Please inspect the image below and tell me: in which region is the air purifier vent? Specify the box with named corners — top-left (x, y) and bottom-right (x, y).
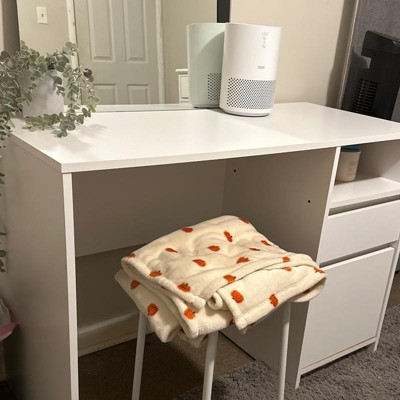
top-left (207, 73), bottom-right (222, 101)
top-left (226, 78), bottom-right (276, 109)
top-left (351, 78), bottom-right (378, 115)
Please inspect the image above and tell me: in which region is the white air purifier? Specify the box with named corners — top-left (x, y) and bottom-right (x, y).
top-left (220, 23), bottom-right (282, 116)
top-left (187, 23), bottom-right (225, 108)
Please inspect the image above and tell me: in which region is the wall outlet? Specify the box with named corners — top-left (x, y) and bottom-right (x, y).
top-left (37, 6), bottom-right (48, 24)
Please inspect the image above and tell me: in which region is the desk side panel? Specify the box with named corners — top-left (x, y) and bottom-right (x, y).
top-left (0, 141), bottom-right (78, 400)
top-left (222, 148), bottom-right (336, 386)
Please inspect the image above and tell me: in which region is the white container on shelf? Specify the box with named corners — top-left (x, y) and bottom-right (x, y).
top-left (335, 149), bottom-right (361, 182)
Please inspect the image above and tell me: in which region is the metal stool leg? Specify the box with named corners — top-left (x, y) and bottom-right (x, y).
top-left (202, 331), bottom-right (219, 400)
top-left (277, 302), bottom-right (291, 400)
top-left (131, 312), bottom-right (147, 400)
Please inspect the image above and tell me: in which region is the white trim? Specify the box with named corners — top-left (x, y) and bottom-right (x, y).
top-left (78, 311), bottom-right (141, 356)
top-left (66, 0), bottom-right (79, 68)
top-left (155, 0), bottom-right (166, 103)
top-left (337, 0), bottom-right (360, 108)
top-left (63, 174), bottom-right (80, 400)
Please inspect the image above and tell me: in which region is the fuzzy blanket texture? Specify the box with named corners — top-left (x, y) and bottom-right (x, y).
top-left (115, 215), bottom-right (326, 345)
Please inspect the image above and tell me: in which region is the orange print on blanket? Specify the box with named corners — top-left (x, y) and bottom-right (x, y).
top-left (261, 240), bottom-right (271, 246)
top-left (208, 245), bottom-right (220, 252)
top-left (181, 227), bottom-right (193, 233)
top-left (283, 256), bottom-right (291, 263)
top-left (237, 256), bottom-right (249, 264)
top-left (130, 280), bottom-right (140, 289)
top-left (249, 247), bottom-right (261, 251)
top-left (193, 259), bottom-right (207, 267)
top-left (184, 308), bottom-right (196, 319)
top-left (127, 252), bottom-right (136, 258)
top-left (224, 231), bottom-right (233, 242)
top-left (224, 274), bottom-right (236, 284)
top-left (149, 271), bottom-right (162, 277)
top-left (283, 266), bottom-right (292, 272)
top-left (231, 290), bottom-right (244, 303)
top-left (147, 304), bottom-right (159, 316)
top-left (313, 267), bottom-right (325, 274)
top-left (165, 247), bottom-right (178, 253)
top-left (239, 217), bottom-right (250, 224)
top-left (269, 294), bottom-right (279, 307)
top-left (177, 283), bottom-right (191, 292)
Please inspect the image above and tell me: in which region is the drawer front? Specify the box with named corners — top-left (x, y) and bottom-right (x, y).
top-left (318, 200), bottom-right (400, 263)
top-left (300, 247), bottom-right (394, 369)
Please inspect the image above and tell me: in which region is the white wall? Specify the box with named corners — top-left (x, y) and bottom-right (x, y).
top-left (0, 0), bottom-right (20, 53)
top-left (15, 0), bottom-right (69, 53)
top-left (231, 0), bottom-right (357, 107)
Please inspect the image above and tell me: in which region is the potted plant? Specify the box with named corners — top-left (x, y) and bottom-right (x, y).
top-left (0, 41), bottom-right (100, 139)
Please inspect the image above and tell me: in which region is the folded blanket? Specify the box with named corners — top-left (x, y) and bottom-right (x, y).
top-left (115, 215), bottom-right (326, 346)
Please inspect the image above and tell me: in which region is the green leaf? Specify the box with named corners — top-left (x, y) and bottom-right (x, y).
top-left (53, 76), bottom-right (62, 85)
top-left (0, 50), bottom-right (10, 60)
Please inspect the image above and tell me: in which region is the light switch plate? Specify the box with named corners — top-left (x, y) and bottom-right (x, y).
top-left (37, 6), bottom-right (48, 24)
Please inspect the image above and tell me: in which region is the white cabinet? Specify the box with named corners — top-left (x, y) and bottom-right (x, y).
top-left (301, 247), bottom-right (394, 371)
top-left (223, 141), bottom-right (400, 388)
top-left (298, 142), bottom-right (400, 383)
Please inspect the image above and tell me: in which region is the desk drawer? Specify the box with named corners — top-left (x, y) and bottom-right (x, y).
top-left (318, 200), bottom-right (400, 263)
top-left (301, 247), bottom-right (394, 369)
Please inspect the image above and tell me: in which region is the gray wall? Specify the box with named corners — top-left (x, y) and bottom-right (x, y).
top-left (162, 0), bottom-right (216, 103)
top-left (0, 0), bottom-right (20, 53)
top-left (15, 0), bottom-right (70, 53)
top-left (341, 0), bottom-right (400, 121)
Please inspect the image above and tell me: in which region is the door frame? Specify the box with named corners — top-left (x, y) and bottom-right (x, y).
top-left (65, 0), bottom-right (166, 103)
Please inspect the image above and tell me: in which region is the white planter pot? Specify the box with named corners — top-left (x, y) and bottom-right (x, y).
top-left (22, 74), bottom-right (64, 117)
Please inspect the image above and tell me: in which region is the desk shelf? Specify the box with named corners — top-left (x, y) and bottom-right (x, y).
top-left (330, 174), bottom-right (400, 210)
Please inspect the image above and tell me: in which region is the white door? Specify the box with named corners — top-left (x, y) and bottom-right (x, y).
top-left (74, 0), bottom-right (161, 104)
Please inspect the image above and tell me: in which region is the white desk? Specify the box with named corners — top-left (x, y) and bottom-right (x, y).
top-left (1, 103), bottom-right (400, 399)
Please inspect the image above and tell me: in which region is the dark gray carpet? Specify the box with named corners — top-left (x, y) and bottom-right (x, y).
top-left (175, 305), bottom-right (400, 400)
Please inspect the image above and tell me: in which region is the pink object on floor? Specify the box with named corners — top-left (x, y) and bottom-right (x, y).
top-left (0, 322), bottom-right (17, 342)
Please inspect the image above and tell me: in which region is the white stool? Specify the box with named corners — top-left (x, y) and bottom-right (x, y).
top-left (131, 302), bottom-right (291, 400)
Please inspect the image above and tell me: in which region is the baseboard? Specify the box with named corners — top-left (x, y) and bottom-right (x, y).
top-left (78, 311), bottom-right (142, 357)
top-left (1, 312), bottom-right (147, 378)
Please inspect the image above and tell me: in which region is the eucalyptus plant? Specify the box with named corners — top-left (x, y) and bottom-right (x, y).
top-left (0, 41), bottom-right (100, 140)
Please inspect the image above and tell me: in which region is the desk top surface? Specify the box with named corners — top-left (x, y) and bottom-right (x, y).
top-left (10, 102), bottom-right (400, 173)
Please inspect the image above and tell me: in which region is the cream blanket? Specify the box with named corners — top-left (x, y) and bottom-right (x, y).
top-left (115, 215), bottom-right (326, 346)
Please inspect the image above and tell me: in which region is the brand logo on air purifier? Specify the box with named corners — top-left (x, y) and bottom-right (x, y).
top-left (261, 31), bottom-right (268, 48)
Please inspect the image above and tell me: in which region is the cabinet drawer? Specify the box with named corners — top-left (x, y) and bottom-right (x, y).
top-left (300, 247), bottom-right (394, 369)
top-left (318, 200), bottom-right (400, 263)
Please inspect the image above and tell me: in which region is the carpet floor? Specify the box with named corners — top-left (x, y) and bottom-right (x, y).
top-left (175, 304), bottom-right (400, 400)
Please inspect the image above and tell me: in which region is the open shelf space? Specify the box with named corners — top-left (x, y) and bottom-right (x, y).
top-left (330, 173), bottom-right (400, 210)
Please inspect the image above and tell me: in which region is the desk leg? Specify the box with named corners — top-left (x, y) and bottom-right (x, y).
top-left (0, 143), bottom-right (79, 400)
